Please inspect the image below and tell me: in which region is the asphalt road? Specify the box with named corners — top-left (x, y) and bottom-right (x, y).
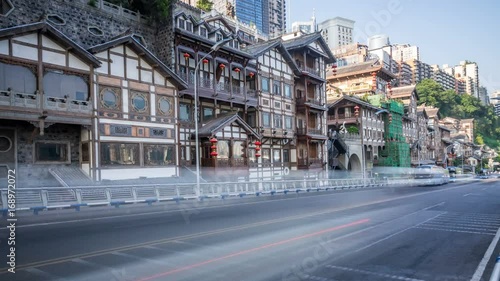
top-left (1, 179), bottom-right (500, 281)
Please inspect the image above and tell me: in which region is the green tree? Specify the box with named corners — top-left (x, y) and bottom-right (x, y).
top-left (106, 0), bottom-right (171, 19)
top-left (416, 78), bottom-right (500, 149)
top-left (475, 135), bottom-right (484, 145)
top-left (196, 0), bottom-right (213, 12)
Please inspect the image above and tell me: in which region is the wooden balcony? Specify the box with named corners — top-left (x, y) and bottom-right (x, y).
top-left (296, 95), bottom-right (327, 111)
top-left (296, 127), bottom-right (324, 137)
top-left (327, 113), bottom-right (358, 125)
top-left (0, 90), bottom-right (92, 124)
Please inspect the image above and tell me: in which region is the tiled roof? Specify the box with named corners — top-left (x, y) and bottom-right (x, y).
top-left (326, 60), bottom-right (396, 80)
top-left (243, 39), bottom-right (301, 75)
top-left (327, 95), bottom-right (381, 111)
top-left (283, 32), bottom-right (336, 64)
top-left (391, 85), bottom-right (417, 98)
top-left (196, 113), bottom-right (260, 139)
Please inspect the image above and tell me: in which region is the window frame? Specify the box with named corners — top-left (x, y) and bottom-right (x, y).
top-left (262, 112), bottom-right (271, 128)
top-left (34, 140), bottom-right (71, 164)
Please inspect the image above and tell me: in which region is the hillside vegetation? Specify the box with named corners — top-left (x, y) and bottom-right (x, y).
top-left (415, 79), bottom-right (500, 149)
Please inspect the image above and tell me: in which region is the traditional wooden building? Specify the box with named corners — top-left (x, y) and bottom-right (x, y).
top-left (87, 35), bottom-right (187, 181)
top-left (327, 96), bottom-right (385, 174)
top-left (283, 32), bottom-right (336, 171)
top-left (0, 21), bottom-right (188, 185)
top-left (325, 59), bottom-right (396, 102)
top-left (0, 21), bottom-right (101, 187)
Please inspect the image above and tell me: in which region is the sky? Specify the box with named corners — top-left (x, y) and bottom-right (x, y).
top-left (288, 0), bottom-right (500, 94)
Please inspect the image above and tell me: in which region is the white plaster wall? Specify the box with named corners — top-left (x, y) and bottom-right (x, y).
top-left (0, 40), bottom-right (9, 55)
top-left (12, 43), bottom-right (37, 61)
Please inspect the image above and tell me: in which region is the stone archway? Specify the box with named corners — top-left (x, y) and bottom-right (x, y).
top-left (348, 153), bottom-right (362, 172)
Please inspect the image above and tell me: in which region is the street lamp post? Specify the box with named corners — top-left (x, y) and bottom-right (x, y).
top-left (193, 38), bottom-right (232, 199)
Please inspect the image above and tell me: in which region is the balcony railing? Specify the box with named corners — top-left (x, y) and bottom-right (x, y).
top-left (296, 95), bottom-right (324, 107)
top-left (231, 85), bottom-right (244, 95)
top-left (45, 96), bottom-right (92, 113)
top-left (296, 127), bottom-right (323, 136)
top-left (0, 90), bottom-right (38, 108)
top-left (1, 90), bottom-right (91, 114)
top-left (216, 82), bottom-right (231, 93)
top-left (300, 65), bottom-right (321, 76)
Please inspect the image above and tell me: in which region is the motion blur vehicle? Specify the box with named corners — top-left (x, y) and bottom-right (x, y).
top-left (413, 165), bottom-right (450, 186)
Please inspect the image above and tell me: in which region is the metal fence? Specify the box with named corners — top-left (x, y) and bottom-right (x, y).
top-left (0, 178), bottom-right (392, 216)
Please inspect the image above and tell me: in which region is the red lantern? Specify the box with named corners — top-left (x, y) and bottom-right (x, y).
top-left (234, 67), bottom-right (241, 72)
top-left (254, 140), bottom-right (262, 158)
top-left (210, 137), bottom-right (218, 158)
top-left (249, 72), bottom-right (255, 78)
top-left (219, 63), bottom-right (225, 69)
top-left (332, 64), bottom-right (337, 76)
top-left (354, 105), bottom-right (360, 117)
top-left (202, 59), bottom-right (209, 64)
top-left (183, 53), bottom-right (190, 59)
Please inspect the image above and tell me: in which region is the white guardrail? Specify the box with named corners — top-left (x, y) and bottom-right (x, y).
top-left (0, 178), bottom-right (394, 215)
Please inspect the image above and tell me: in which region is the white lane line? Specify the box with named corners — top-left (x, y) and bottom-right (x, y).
top-left (13, 183), bottom-right (466, 229)
top-left (25, 267), bottom-right (67, 281)
top-left (420, 223), bottom-right (498, 232)
top-left (110, 251), bottom-right (172, 266)
top-left (325, 265), bottom-right (425, 281)
top-left (425, 220), bottom-right (500, 227)
top-left (323, 202), bottom-right (446, 244)
top-left (413, 227), bottom-right (496, 236)
top-left (471, 220), bottom-right (500, 281)
top-left (463, 193), bottom-right (472, 197)
top-left (352, 212), bottom-right (447, 253)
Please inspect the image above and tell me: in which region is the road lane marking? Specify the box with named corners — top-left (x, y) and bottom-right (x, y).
top-left (0, 185), bottom-right (468, 273)
top-left (9, 183), bottom-right (469, 230)
top-left (135, 219), bottom-right (370, 281)
top-left (325, 264), bottom-right (425, 281)
top-left (24, 267), bottom-right (67, 281)
top-left (471, 217), bottom-right (500, 281)
top-left (413, 227), bottom-right (496, 236)
top-left (352, 212), bottom-right (447, 253)
top-left (463, 193), bottom-right (472, 197)
top-left (421, 223), bottom-right (498, 232)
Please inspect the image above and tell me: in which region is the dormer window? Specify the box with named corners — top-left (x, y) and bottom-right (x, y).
top-left (216, 33), bottom-right (223, 42)
top-left (186, 21), bottom-right (193, 32)
top-left (228, 40), bottom-right (233, 48)
top-left (234, 40), bottom-right (239, 50)
top-left (200, 26), bottom-right (207, 37)
top-left (178, 18), bottom-right (185, 29)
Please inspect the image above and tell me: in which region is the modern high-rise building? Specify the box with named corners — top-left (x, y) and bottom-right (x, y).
top-left (391, 44), bottom-right (420, 62)
top-left (442, 61), bottom-right (480, 97)
top-left (431, 65), bottom-right (456, 91)
top-left (491, 91), bottom-right (500, 116)
top-left (478, 86), bottom-right (489, 105)
top-left (267, 0), bottom-right (287, 37)
top-left (212, 0), bottom-right (286, 37)
top-left (318, 17), bottom-right (355, 49)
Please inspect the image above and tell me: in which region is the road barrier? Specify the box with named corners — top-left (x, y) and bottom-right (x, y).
top-left (0, 178), bottom-right (394, 216)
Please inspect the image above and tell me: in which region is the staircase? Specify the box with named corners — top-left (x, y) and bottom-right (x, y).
top-left (49, 166), bottom-right (94, 187)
